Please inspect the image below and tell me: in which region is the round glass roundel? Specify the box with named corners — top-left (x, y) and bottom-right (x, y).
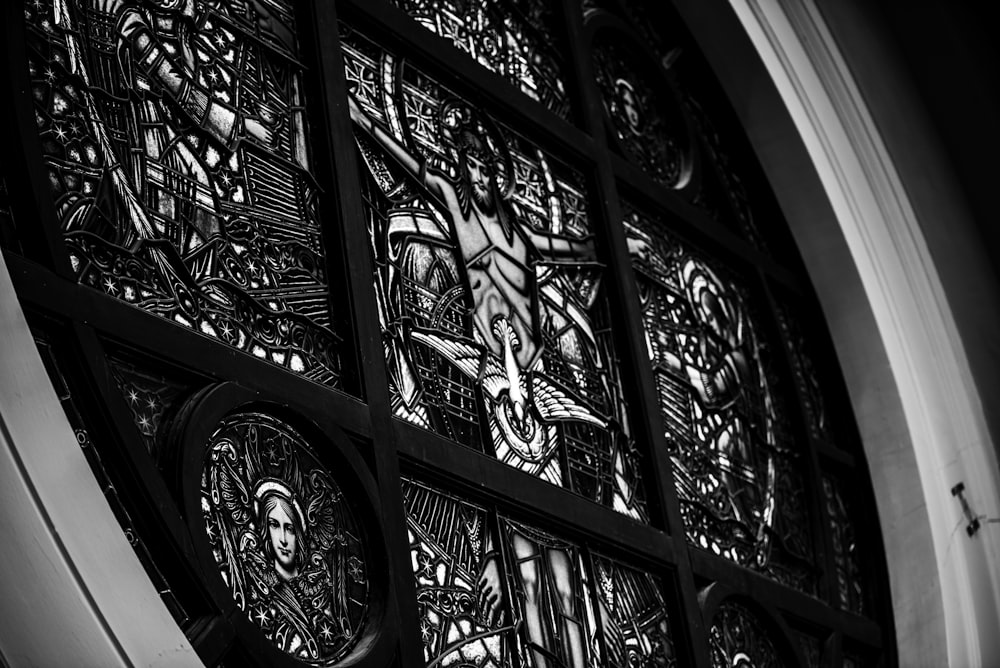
top-left (199, 412), bottom-right (369, 664)
top-left (709, 601), bottom-right (786, 668)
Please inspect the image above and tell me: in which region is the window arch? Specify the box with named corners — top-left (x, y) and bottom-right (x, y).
top-left (0, 0), bottom-right (896, 666)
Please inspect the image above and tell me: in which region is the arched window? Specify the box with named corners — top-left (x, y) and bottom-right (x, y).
top-left (1, 0), bottom-right (894, 665)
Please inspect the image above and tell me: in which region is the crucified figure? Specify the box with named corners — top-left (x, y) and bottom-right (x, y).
top-left (350, 94), bottom-right (632, 667)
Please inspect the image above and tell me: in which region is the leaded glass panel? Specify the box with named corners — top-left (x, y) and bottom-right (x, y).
top-left (344, 25), bottom-right (648, 521)
top-left (591, 554), bottom-right (676, 667)
top-left (388, 0), bottom-right (571, 120)
top-left (774, 302), bottom-right (835, 445)
top-left (24, 0), bottom-right (342, 385)
top-left (402, 478), bottom-right (672, 668)
top-left (108, 353), bottom-right (200, 460)
top-left (403, 478), bottom-right (516, 667)
top-left (624, 203), bottom-right (816, 591)
top-left (199, 412), bottom-right (369, 664)
top-left (709, 601), bottom-right (786, 668)
top-left (822, 475), bottom-right (865, 616)
top-left (591, 33), bottom-right (692, 188)
top-left (33, 332), bottom-right (188, 625)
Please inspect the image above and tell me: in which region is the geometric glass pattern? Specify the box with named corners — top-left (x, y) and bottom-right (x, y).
top-left (24, 0), bottom-right (342, 386)
top-left (388, 0), bottom-right (571, 120)
top-left (402, 478), bottom-right (674, 667)
top-left (625, 204), bottom-right (816, 591)
top-left (199, 412), bottom-right (369, 664)
top-left (709, 601), bottom-right (786, 668)
top-left (344, 25), bottom-right (649, 521)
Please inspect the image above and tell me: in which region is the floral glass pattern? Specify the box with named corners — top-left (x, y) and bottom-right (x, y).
top-left (200, 412), bottom-right (369, 664)
top-left (388, 0), bottom-right (571, 120)
top-left (343, 25), bottom-right (648, 521)
top-left (24, 0), bottom-right (341, 385)
top-left (624, 204), bottom-right (816, 591)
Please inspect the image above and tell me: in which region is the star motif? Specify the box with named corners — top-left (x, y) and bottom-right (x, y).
top-left (253, 606), bottom-right (270, 626)
top-left (219, 321), bottom-right (233, 338)
top-left (214, 32), bottom-right (227, 48)
top-left (319, 621), bottom-right (334, 641)
top-left (207, 69), bottom-right (219, 84)
top-left (43, 66), bottom-right (56, 82)
top-left (146, 397), bottom-right (158, 410)
top-left (127, 389), bottom-right (139, 404)
top-left (419, 618), bottom-right (435, 643)
top-left (137, 414), bottom-right (152, 431)
top-left (102, 276), bottom-right (118, 295)
top-left (53, 123), bottom-right (68, 142)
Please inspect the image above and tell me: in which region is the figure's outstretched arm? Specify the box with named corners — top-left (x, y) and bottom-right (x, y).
top-left (104, 2), bottom-right (259, 150)
top-left (347, 94), bottom-right (453, 212)
top-left (525, 227), bottom-right (595, 260)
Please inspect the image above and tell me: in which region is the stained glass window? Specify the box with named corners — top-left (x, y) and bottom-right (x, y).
top-left (591, 33), bottom-right (692, 188)
top-left (388, 0), bottom-right (571, 120)
top-left (343, 24), bottom-right (648, 521)
top-left (198, 411), bottom-right (370, 664)
top-left (24, 0), bottom-right (342, 385)
top-left (402, 477), bottom-right (676, 667)
top-left (624, 203), bottom-right (816, 591)
top-left (709, 601), bottom-right (787, 668)
top-left (3, 0), bottom-right (894, 665)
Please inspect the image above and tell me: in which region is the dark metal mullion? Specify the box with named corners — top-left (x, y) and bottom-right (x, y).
top-left (309, 1), bottom-right (421, 663)
top-left (5, 252), bottom-right (371, 437)
top-left (0, 2), bottom-right (75, 278)
top-left (338, 0), bottom-right (596, 164)
top-left (687, 549), bottom-right (882, 648)
top-left (558, 2), bottom-right (711, 667)
top-left (396, 419), bottom-right (674, 568)
top-left (761, 277), bottom-right (841, 618)
top-left (612, 154), bottom-right (804, 292)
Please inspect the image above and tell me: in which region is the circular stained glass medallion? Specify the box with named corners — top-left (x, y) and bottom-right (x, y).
top-left (709, 601), bottom-right (787, 668)
top-left (199, 411), bottom-right (369, 665)
top-left (592, 32), bottom-right (692, 188)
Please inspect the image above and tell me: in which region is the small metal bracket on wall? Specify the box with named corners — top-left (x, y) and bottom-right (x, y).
top-left (953, 482), bottom-right (983, 537)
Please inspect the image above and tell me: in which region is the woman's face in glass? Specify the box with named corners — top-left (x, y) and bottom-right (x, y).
top-left (267, 501), bottom-right (298, 575)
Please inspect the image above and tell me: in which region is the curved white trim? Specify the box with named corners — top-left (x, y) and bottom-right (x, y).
top-left (0, 253), bottom-right (199, 666)
top-left (731, 0), bottom-right (1000, 664)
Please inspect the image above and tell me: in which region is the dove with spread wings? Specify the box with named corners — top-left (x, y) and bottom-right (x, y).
top-left (411, 316), bottom-right (608, 462)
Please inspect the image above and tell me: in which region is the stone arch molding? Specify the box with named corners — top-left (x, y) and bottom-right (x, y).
top-left (2, 0), bottom-right (999, 665)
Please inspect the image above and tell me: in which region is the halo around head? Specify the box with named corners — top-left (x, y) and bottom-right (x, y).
top-left (438, 98), bottom-right (515, 199)
top-left (253, 477), bottom-right (307, 534)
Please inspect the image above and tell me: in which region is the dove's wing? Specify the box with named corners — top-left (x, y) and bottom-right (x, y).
top-left (410, 330), bottom-right (508, 398)
top-left (531, 375), bottom-right (608, 428)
